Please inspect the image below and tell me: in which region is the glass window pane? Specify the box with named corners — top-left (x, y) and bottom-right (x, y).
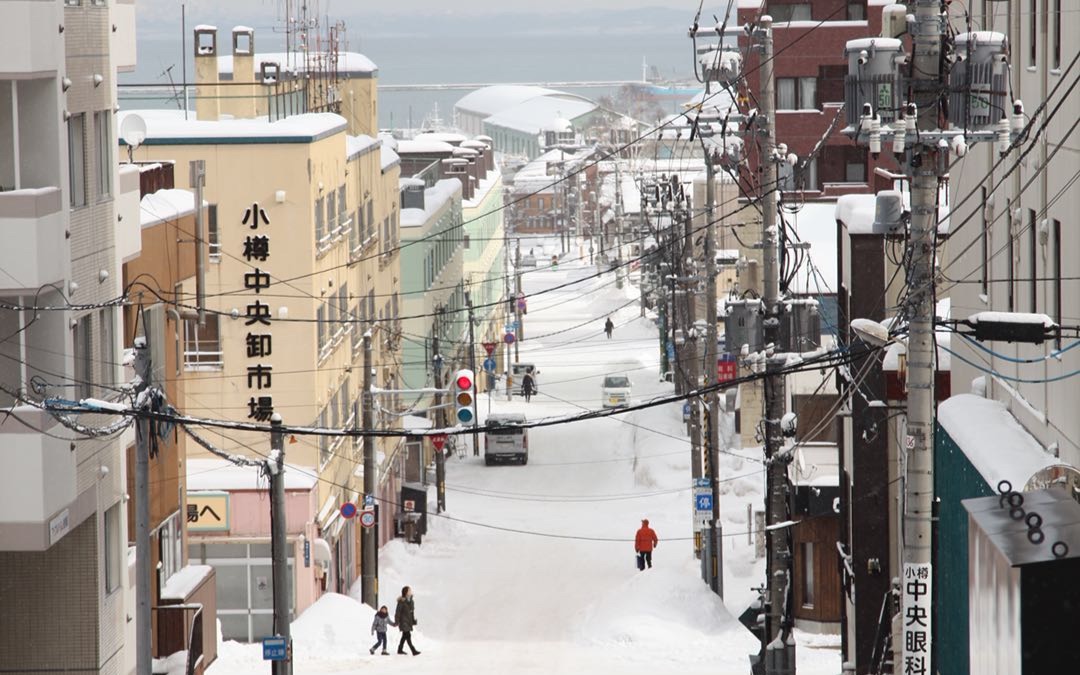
top-left (799, 78), bottom-right (817, 110)
top-left (68, 113), bottom-right (86, 207)
top-left (218, 613), bottom-right (249, 643)
top-left (215, 565), bottom-right (249, 610)
top-left (251, 613), bottom-right (275, 642)
top-left (777, 79), bottom-right (796, 110)
top-left (250, 564), bottom-right (274, 609)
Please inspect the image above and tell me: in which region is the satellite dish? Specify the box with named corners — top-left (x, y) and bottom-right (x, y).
top-left (120, 114), bottom-right (147, 162)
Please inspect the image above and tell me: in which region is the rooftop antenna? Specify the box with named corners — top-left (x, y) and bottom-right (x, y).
top-left (120, 114), bottom-right (147, 163)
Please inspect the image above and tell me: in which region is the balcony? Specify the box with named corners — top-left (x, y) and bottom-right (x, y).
top-left (0, 187), bottom-right (67, 292)
top-left (0, 408), bottom-right (77, 551)
top-left (0, 2), bottom-right (62, 76)
top-left (110, 0), bottom-right (138, 73)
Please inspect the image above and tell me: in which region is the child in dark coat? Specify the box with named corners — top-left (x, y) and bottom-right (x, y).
top-left (369, 605), bottom-right (396, 655)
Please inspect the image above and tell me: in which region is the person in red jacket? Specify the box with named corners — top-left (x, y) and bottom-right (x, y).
top-left (635, 518), bottom-right (659, 570)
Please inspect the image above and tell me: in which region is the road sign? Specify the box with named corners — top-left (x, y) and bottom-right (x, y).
top-left (431, 433), bottom-right (448, 451)
top-left (682, 402), bottom-right (691, 421)
top-left (403, 499), bottom-right (416, 512)
top-left (262, 636), bottom-right (288, 661)
top-left (694, 489), bottom-right (713, 515)
top-left (303, 539), bottom-right (310, 568)
top-left (483, 357), bottom-right (496, 372)
top-left (666, 342), bottom-right (675, 362)
top-left (718, 354), bottom-right (737, 383)
top-left (694, 477), bottom-right (711, 488)
top-left (359, 510), bottom-right (376, 528)
top-left (482, 341), bottom-right (497, 356)
top-left (340, 502), bottom-right (357, 519)
top-left (363, 494), bottom-right (375, 507)
top-left (504, 332), bottom-right (516, 344)
top-left (517, 298), bottom-right (527, 312)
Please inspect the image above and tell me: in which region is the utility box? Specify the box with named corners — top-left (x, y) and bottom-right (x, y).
top-left (724, 298), bottom-right (764, 353)
top-left (843, 37), bottom-right (907, 127)
top-left (948, 32), bottom-right (1009, 130)
top-left (397, 483), bottom-right (428, 543)
top-left (781, 299), bottom-right (822, 352)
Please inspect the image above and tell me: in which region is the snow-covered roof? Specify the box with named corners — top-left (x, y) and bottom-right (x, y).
top-left (938, 394), bottom-right (1057, 489)
top-left (455, 85), bottom-right (561, 116)
top-left (414, 131), bottom-right (467, 145)
top-left (380, 144), bottom-right (400, 172)
top-left (396, 139), bottom-right (456, 155)
top-left (401, 179), bottom-right (462, 228)
top-left (117, 110), bottom-right (347, 145)
top-left (346, 134), bottom-right (379, 160)
top-left (463, 168), bottom-right (502, 209)
top-left (484, 96), bottom-right (597, 135)
top-left (835, 194), bottom-right (878, 233)
top-left (187, 458), bottom-right (317, 490)
top-left (140, 189), bottom-right (198, 227)
top-left (783, 202), bottom-right (838, 295)
top-left (217, 51), bottom-right (377, 79)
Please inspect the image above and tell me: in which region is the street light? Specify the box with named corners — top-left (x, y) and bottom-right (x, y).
top-left (850, 318), bottom-right (892, 347)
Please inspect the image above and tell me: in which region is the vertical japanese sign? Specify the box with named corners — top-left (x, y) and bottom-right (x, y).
top-left (241, 203), bottom-right (275, 422)
top-left (901, 562), bottom-right (932, 675)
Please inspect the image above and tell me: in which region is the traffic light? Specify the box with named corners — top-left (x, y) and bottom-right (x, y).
top-left (454, 369), bottom-right (476, 425)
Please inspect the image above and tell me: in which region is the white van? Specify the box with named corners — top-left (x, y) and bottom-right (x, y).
top-left (601, 373), bottom-right (632, 408)
top-left (485, 413), bottom-right (528, 465)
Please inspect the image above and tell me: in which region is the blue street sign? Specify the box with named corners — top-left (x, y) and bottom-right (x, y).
top-left (666, 342), bottom-right (675, 361)
top-left (682, 402), bottom-right (691, 417)
top-left (303, 539), bottom-right (310, 568)
top-left (695, 492), bottom-right (713, 513)
top-left (262, 636), bottom-right (288, 661)
top-left (694, 477), bottom-right (711, 489)
top-left (363, 494), bottom-right (375, 507)
top-left (483, 357), bottom-right (496, 372)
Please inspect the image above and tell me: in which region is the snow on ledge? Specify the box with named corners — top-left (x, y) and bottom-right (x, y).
top-left (967, 311), bottom-right (1056, 328)
top-left (160, 565), bottom-right (213, 600)
top-left (938, 394), bottom-right (1056, 489)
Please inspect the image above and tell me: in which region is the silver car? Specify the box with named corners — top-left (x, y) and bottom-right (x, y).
top-left (484, 413), bottom-right (528, 465)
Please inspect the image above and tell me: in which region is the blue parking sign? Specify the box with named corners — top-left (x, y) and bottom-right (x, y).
top-left (262, 636), bottom-right (287, 661)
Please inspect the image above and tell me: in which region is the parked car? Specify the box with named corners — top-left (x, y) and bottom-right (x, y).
top-left (511, 363), bottom-right (539, 396)
top-left (520, 254), bottom-right (537, 268)
top-left (602, 373), bottom-right (632, 408)
top-left (485, 413), bottom-right (528, 465)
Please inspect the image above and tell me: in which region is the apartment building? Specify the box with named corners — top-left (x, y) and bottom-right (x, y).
top-left (119, 27), bottom-right (403, 641)
top-left (736, 0), bottom-right (887, 197)
top-left (0, 1), bottom-right (135, 672)
top-left (938, 3), bottom-right (1078, 674)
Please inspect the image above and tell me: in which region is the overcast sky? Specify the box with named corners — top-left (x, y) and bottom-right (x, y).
top-left (141, 0), bottom-right (685, 15)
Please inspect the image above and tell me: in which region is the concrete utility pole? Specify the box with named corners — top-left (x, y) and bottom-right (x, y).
top-left (189, 160), bottom-right (207, 325)
top-left (133, 336), bottom-right (152, 675)
top-left (268, 414), bottom-right (291, 675)
top-left (361, 332), bottom-right (377, 608)
top-left (903, 0), bottom-right (943, 660)
top-left (703, 152), bottom-right (723, 599)
top-left (465, 292), bottom-right (480, 455)
top-left (433, 331), bottom-right (446, 513)
top-left (514, 240), bottom-right (522, 363)
top-left (757, 15), bottom-right (796, 674)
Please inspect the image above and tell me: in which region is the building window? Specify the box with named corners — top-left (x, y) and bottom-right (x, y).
top-left (68, 113), bottom-right (86, 208)
top-left (317, 304), bottom-right (328, 356)
top-left (366, 201), bottom-right (375, 240)
top-left (208, 204), bottom-right (221, 260)
top-left (1053, 0), bottom-right (1062, 70)
top-left (1053, 218), bottom-right (1062, 347)
top-left (844, 159), bottom-right (866, 183)
top-left (770, 3), bottom-right (811, 22)
top-left (73, 315), bottom-right (92, 399)
top-left (157, 512), bottom-right (183, 590)
top-left (105, 503), bottom-right (122, 594)
top-left (801, 542), bottom-right (815, 607)
top-left (327, 190), bottom-right (337, 234)
top-left (847, 2), bottom-right (865, 21)
top-left (1029, 209), bottom-right (1038, 312)
top-left (315, 195), bottom-right (326, 244)
top-left (777, 77), bottom-right (817, 110)
top-left (338, 186), bottom-right (348, 230)
top-left (100, 306), bottom-right (115, 387)
top-left (64, 0), bottom-right (81, 5)
top-left (1029, 0), bottom-right (1038, 67)
top-left (183, 315), bottom-right (223, 369)
top-left (463, 234), bottom-right (471, 249)
top-left (94, 111), bottom-right (112, 199)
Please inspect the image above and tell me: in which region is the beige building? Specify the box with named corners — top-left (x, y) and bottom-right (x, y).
top-left (119, 27), bottom-right (404, 640)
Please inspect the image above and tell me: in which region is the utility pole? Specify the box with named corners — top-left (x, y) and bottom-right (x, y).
top-left (903, 0), bottom-right (943, 667)
top-left (268, 413), bottom-right (291, 675)
top-left (465, 292), bottom-right (480, 455)
top-left (514, 240), bottom-right (522, 363)
top-left (361, 332), bottom-right (377, 608)
top-left (703, 150), bottom-right (723, 598)
top-left (432, 329), bottom-right (446, 513)
top-left (133, 336), bottom-right (152, 675)
top-left (757, 16), bottom-right (795, 674)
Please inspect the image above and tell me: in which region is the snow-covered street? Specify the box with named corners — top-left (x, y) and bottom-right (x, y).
top-left (208, 245), bottom-right (841, 674)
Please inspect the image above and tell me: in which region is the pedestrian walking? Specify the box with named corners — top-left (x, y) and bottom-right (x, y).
top-left (604, 317), bottom-right (614, 339)
top-left (369, 605), bottom-right (395, 655)
top-left (394, 586), bottom-right (421, 656)
top-left (522, 368), bottom-right (536, 403)
top-left (634, 518), bottom-right (659, 570)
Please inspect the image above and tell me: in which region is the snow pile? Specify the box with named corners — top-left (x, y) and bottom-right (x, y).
top-left (289, 593), bottom-right (382, 662)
